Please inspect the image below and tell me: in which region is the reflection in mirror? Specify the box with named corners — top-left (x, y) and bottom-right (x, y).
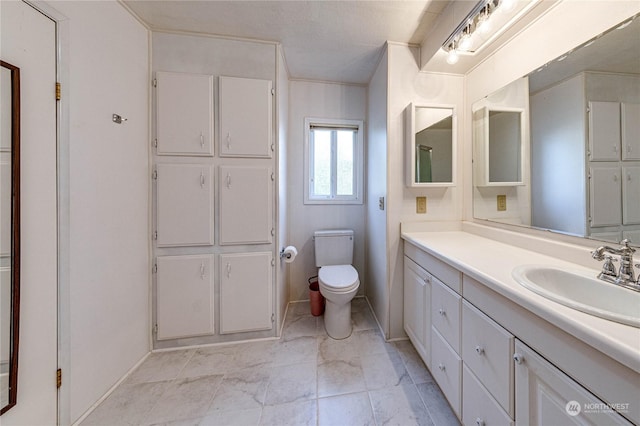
top-left (0, 60), bottom-right (20, 415)
top-left (472, 14), bottom-right (640, 245)
top-left (405, 104), bottom-right (455, 187)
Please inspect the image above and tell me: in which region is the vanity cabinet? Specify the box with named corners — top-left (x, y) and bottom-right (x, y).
top-left (403, 239), bottom-right (636, 425)
top-left (514, 340), bottom-right (632, 425)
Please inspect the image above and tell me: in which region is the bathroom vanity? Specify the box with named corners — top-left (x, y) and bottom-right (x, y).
top-left (401, 224), bottom-right (639, 425)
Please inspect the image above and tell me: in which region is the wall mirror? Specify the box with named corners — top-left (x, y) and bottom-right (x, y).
top-left (473, 106), bottom-right (525, 186)
top-left (405, 103), bottom-right (455, 187)
top-left (0, 60), bottom-right (20, 415)
top-left (472, 14), bottom-right (640, 245)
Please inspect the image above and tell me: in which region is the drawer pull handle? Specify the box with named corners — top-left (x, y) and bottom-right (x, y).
top-left (475, 418), bottom-right (485, 426)
top-left (424, 276), bottom-right (431, 284)
top-left (438, 308), bottom-right (446, 316)
top-left (475, 345), bottom-right (485, 355)
top-left (437, 363), bottom-right (445, 372)
top-left (513, 353), bottom-right (524, 364)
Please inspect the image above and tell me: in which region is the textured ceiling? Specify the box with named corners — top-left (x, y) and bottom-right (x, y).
top-left (124, 0), bottom-right (450, 84)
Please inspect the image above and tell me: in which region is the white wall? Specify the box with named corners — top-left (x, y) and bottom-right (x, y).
top-left (464, 0), bottom-right (640, 223)
top-left (366, 48), bottom-right (389, 337)
top-left (287, 80), bottom-right (367, 302)
top-left (387, 43), bottom-right (464, 338)
top-left (276, 46), bottom-right (289, 332)
top-left (48, 1), bottom-right (151, 422)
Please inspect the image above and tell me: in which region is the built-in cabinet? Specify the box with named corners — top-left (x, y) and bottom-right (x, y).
top-left (403, 241), bottom-right (634, 425)
top-left (152, 71), bottom-right (275, 347)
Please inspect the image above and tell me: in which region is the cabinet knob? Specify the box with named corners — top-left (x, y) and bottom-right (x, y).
top-left (438, 363), bottom-right (446, 372)
top-left (513, 353), bottom-right (524, 364)
top-left (438, 308), bottom-right (446, 316)
top-left (475, 345), bottom-right (485, 355)
top-left (475, 418), bottom-right (485, 426)
top-left (424, 276), bottom-right (431, 284)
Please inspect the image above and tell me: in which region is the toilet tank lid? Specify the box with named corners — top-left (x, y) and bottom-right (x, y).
top-left (314, 229), bottom-right (354, 237)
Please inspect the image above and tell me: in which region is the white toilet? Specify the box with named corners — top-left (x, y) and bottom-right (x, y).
top-left (314, 229), bottom-right (360, 339)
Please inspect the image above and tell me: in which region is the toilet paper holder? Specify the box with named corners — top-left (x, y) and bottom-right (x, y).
top-left (280, 247), bottom-right (292, 259)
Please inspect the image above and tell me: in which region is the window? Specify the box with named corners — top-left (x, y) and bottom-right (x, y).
top-left (304, 118), bottom-right (364, 204)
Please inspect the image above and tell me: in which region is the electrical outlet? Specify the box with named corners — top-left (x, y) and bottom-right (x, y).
top-left (416, 196), bottom-right (427, 214)
top-left (497, 195), bottom-right (507, 211)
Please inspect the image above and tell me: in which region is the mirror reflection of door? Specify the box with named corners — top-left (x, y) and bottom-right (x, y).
top-left (416, 144), bottom-right (433, 183)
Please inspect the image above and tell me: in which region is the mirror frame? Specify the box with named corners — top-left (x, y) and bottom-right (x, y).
top-left (473, 106), bottom-right (525, 187)
top-left (0, 59), bottom-right (20, 415)
top-left (404, 103), bottom-right (457, 188)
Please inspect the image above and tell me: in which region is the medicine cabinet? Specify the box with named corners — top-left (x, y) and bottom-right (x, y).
top-left (405, 103), bottom-right (456, 187)
top-left (473, 107), bottom-right (525, 187)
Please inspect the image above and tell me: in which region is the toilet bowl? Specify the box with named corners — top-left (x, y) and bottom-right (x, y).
top-left (314, 229), bottom-right (360, 339)
top-left (318, 264), bottom-right (360, 339)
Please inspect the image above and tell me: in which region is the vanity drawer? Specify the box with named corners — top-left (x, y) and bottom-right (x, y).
top-left (404, 242), bottom-right (462, 293)
top-left (463, 364), bottom-right (514, 426)
top-left (431, 327), bottom-right (462, 418)
top-left (462, 300), bottom-right (514, 417)
top-left (431, 277), bottom-right (461, 353)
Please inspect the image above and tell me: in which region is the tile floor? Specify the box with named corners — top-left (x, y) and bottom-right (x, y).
top-left (82, 298), bottom-right (459, 426)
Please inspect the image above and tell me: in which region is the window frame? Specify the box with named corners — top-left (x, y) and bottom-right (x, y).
top-left (304, 117), bottom-right (364, 205)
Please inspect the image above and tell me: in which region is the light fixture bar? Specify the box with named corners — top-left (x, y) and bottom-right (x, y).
top-left (442, 0), bottom-right (496, 50)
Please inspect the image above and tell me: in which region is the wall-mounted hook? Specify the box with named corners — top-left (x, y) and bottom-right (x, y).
top-left (112, 113), bottom-right (127, 124)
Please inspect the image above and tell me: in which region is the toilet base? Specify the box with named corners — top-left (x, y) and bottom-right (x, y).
top-left (324, 299), bottom-right (353, 339)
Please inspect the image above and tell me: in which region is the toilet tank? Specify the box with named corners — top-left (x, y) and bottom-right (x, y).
top-left (314, 229), bottom-right (354, 267)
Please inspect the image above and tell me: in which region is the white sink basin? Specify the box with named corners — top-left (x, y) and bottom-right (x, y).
top-left (512, 265), bottom-right (640, 328)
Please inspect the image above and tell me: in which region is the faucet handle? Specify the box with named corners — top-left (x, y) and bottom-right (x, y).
top-left (621, 239), bottom-right (636, 253)
top-left (591, 249), bottom-right (605, 261)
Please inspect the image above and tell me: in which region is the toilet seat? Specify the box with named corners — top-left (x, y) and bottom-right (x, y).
top-left (319, 265), bottom-right (359, 293)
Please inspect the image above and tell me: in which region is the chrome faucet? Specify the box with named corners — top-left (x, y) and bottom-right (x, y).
top-left (592, 239), bottom-right (639, 291)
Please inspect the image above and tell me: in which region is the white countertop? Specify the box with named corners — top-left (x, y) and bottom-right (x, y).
top-left (401, 230), bottom-right (640, 373)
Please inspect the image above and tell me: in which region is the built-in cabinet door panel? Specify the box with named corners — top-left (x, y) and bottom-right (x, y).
top-left (403, 257), bottom-right (430, 367)
top-left (156, 255), bottom-right (215, 340)
top-left (463, 365), bottom-right (514, 426)
top-left (514, 340), bottom-right (632, 425)
top-left (431, 328), bottom-right (462, 418)
top-left (590, 165), bottom-right (622, 227)
top-left (219, 166), bottom-right (273, 245)
top-left (589, 101), bottom-right (620, 161)
top-left (462, 300), bottom-right (515, 417)
top-left (431, 277), bottom-right (461, 354)
top-left (156, 71), bottom-right (213, 156)
top-left (0, 155), bottom-right (10, 256)
top-left (622, 166), bottom-right (640, 225)
top-left (157, 164), bottom-right (214, 247)
top-left (220, 252), bottom-right (272, 334)
top-left (622, 103), bottom-right (640, 161)
top-left (219, 76), bottom-right (272, 158)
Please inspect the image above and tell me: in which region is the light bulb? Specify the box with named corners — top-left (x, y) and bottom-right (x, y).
top-left (458, 33), bottom-right (472, 51)
top-left (446, 48), bottom-right (459, 65)
top-left (500, 0), bottom-right (515, 12)
top-left (477, 12), bottom-right (491, 34)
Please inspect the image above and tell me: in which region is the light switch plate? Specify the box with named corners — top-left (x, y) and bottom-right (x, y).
top-left (416, 196), bottom-right (427, 214)
top-left (497, 195), bottom-right (507, 211)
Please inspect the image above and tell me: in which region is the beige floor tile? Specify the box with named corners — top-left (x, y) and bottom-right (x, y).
top-left (317, 358), bottom-right (367, 398)
top-left (127, 350), bottom-right (195, 385)
top-left (199, 408), bottom-right (262, 426)
top-left (317, 392), bottom-right (374, 426)
top-left (369, 384), bottom-right (434, 426)
top-left (265, 361), bottom-right (316, 405)
top-left (360, 352), bottom-right (412, 390)
top-left (207, 366), bottom-right (270, 413)
top-left (260, 400), bottom-right (316, 426)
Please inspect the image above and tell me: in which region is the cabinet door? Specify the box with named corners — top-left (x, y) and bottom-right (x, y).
top-left (156, 72), bottom-right (213, 156)
top-left (589, 165), bottom-right (622, 227)
top-left (514, 340), bottom-right (632, 425)
top-left (403, 257), bottom-right (430, 366)
top-left (431, 277), bottom-right (461, 354)
top-left (156, 164), bottom-right (214, 247)
top-left (156, 255), bottom-right (214, 340)
top-left (220, 252), bottom-right (273, 334)
top-left (622, 166), bottom-right (640, 225)
top-left (219, 76), bottom-right (272, 158)
top-left (622, 103), bottom-right (640, 161)
top-left (219, 166), bottom-right (273, 245)
top-left (431, 328), bottom-right (462, 418)
top-left (589, 101), bottom-right (620, 161)
top-left (463, 365), bottom-right (514, 426)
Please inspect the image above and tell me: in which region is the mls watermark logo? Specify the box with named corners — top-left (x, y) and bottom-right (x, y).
top-left (566, 400), bottom-right (581, 416)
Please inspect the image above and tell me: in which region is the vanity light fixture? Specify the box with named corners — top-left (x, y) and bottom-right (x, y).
top-left (442, 0), bottom-right (541, 63)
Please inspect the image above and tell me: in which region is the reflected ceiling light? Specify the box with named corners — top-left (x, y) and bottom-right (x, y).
top-left (442, 0), bottom-right (541, 64)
